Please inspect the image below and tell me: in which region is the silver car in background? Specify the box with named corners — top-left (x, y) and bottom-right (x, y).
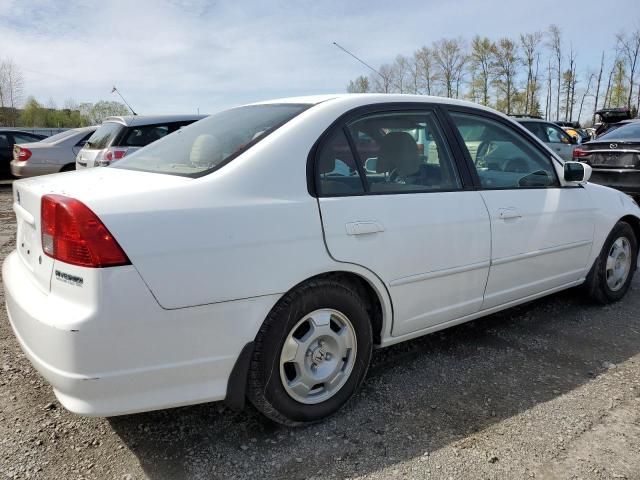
top-left (515, 117), bottom-right (577, 161)
top-left (76, 114), bottom-right (206, 169)
top-left (10, 126), bottom-right (97, 178)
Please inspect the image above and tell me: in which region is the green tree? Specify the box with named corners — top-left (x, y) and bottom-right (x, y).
top-left (346, 75), bottom-right (370, 93)
top-left (469, 36), bottom-right (495, 106)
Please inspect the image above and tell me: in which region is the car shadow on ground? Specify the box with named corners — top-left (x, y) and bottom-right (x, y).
top-left (109, 281), bottom-right (640, 480)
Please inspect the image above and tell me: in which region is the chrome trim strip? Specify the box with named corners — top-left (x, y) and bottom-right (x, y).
top-left (591, 168), bottom-right (638, 173)
top-left (389, 260), bottom-right (490, 287)
top-left (587, 149), bottom-right (640, 154)
top-left (491, 240), bottom-right (592, 266)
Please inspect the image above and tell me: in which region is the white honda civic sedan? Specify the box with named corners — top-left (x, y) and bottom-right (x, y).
top-left (3, 94), bottom-right (639, 425)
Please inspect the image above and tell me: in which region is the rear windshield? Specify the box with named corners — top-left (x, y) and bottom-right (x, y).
top-left (85, 122), bottom-right (125, 150)
top-left (113, 104), bottom-right (309, 177)
top-left (597, 122), bottom-right (640, 141)
top-left (41, 129), bottom-right (78, 143)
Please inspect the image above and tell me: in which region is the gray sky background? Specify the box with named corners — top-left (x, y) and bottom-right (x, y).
top-left (1, 0), bottom-right (639, 114)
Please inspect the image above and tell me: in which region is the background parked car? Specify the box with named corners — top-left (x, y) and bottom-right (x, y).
top-left (514, 117), bottom-right (577, 161)
top-left (595, 118), bottom-right (640, 138)
top-left (594, 107), bottom-right (633, 137)
top-left (10, 126), bottom-right (97, 178)
top-left (573, 121), bottom-right (640, 195)
top-left (76, 114), bottom-right (207, 169)
top-left (0, 130), bottom-right (46, 178)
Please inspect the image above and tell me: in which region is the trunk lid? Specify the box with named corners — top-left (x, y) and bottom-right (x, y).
top-left (582, 141), bottom-right (640, 168)
top-left (11, 168), bottom-right (191, 292)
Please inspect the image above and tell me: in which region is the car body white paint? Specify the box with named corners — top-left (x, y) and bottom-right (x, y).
top-left (3, 94), bottom-right (640, 416)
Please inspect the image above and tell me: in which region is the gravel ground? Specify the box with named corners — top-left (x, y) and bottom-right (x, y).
top-left (1, 181), bottom-right (639, 480)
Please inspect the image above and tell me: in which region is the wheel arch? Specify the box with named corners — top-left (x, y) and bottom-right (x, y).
top-left (620, 214), bottom-right (640, 264)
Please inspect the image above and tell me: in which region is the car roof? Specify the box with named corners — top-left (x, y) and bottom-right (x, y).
top-left (248, 93), bottom-right (508, 116)
top-left (102, 114), bottom-right (208, 127)
top-left (512, 118), bottom-right (550, 124)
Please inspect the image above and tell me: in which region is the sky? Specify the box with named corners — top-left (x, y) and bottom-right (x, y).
top-left (1, 0), bottom-right (639, 115)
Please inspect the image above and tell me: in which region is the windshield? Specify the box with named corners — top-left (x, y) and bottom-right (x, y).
top-left (113, 104), bottom-right (309, 177)
top-left (85, 122), bottom-right (125, 150)
top-left (597, 122), bottom-right (640, 141)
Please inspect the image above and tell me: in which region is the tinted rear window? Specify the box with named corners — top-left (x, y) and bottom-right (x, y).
top-left (85, 122), bottom-right (125, 150)
top-left (597, 122), bottom-right (640, 141)
top-left (113, 104), bottom-right (309, 177)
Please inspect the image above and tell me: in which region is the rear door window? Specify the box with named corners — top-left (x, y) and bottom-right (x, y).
top-left (520, 122), bottom-right (549, 142)
top-left (121, 125), bottom-right (170, 147)
top-left (85, 122), bottom-right (125, 150)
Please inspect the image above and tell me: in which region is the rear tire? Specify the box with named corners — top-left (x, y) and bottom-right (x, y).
top-left (60, 163), bottom-right (76, 172)
top-left (247, 279), bottom-right (372, 426)
top-left (584, 221), bottom-right (637, 304)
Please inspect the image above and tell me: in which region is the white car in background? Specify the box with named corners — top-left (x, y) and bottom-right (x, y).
top-left (10, 127), bottom-right (97, 178)
top-left (3, 94), bottom-right (640, 426)
top-left (75, 114), bottom-right (206, 169)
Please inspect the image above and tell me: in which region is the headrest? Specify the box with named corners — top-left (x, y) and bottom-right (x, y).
top-left (376, 131), bottom-right (420, 177)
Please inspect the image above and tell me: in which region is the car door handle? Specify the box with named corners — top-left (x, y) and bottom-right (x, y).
top-left (345, 221), bottom-right (385, 235)
top-left (498, 208), bottom-right (522, 220)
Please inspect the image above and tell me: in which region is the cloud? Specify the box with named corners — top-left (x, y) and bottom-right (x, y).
top-left (0, 0), bottom-right (637, 114)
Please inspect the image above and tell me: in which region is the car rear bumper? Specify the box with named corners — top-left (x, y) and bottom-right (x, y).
top-left (10, 161), bottom-right (60, 178)
top-left (2, 250), bottom-right (277, 416)
top-left (589, 168), bottom-right (640, 194)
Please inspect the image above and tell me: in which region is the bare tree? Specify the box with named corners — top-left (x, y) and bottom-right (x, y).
top-left (432, 38), bottom-right (467, 98)
top-left (544, 60), bottom-right (552, 120)
top-left (547, 25), bottom-right (562, 120)
top-left (0, 59), bottom-right (25, 126)
top-left (492, 38), bottom-right (520, 115)
top-left (577, 73), bottom-right (595, 123)
top-left (520, 32), bottom-right (543, 114)
top-left (470, 36), bottom-right (495, 106)
top-left (371, 64), bottom-right (394, 93)
top-left (414, 46), bottom-right (436, 95)
top-left (561, 45), bottom-right (577, 120)
top-left (603, 61), bottom-right (615, 108)
top-left (391, 55), bottom-right (411, 93)
top-left (593, 51), bottom-right (605, 123)
top-left (616, 28), bottom-right (640, 109)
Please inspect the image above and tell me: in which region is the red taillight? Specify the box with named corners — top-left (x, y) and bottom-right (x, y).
top-left (103, 148), bottom-right (128, 162)
top-left (573, 148), bottom-right (591, 159)
top-left (18, 147), bottom-right (32, 161)
top-left (41, 194), bottom-right (130, 268)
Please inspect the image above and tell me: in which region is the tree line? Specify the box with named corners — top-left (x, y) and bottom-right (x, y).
top-left (346, 23), bottom-right (640, 125)
top-left (0, 58), bottom-right (130, 127)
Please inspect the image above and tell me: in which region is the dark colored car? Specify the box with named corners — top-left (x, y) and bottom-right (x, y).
top-left (573, 121), bottom-right (640, 195)
top-left (594, 107), bottom-right (633, 137)
top-left (596, 118), bottom-right (640, 138)
top-left (0, 130), bottom-right (47, 178)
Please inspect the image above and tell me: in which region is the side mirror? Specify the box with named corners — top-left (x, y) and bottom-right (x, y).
top-left (564, 161), bottom-right (592, 184)
top-left (570, 136), bottom-right (578, 145)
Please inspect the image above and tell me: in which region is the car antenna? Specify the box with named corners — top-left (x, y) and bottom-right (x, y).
top-left (332, 41), bottom-right (404, 93)
top-left (111, 86), bottom-right (137, 116)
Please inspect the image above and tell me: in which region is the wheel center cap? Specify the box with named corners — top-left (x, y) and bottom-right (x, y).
top-left (311, 344), bottom-right (328, 364)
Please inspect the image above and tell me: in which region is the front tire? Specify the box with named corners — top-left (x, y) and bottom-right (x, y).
top-left (584, 221), bottom-right (637, 303)
top-left (247, 279), bottom-right (373, 426)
